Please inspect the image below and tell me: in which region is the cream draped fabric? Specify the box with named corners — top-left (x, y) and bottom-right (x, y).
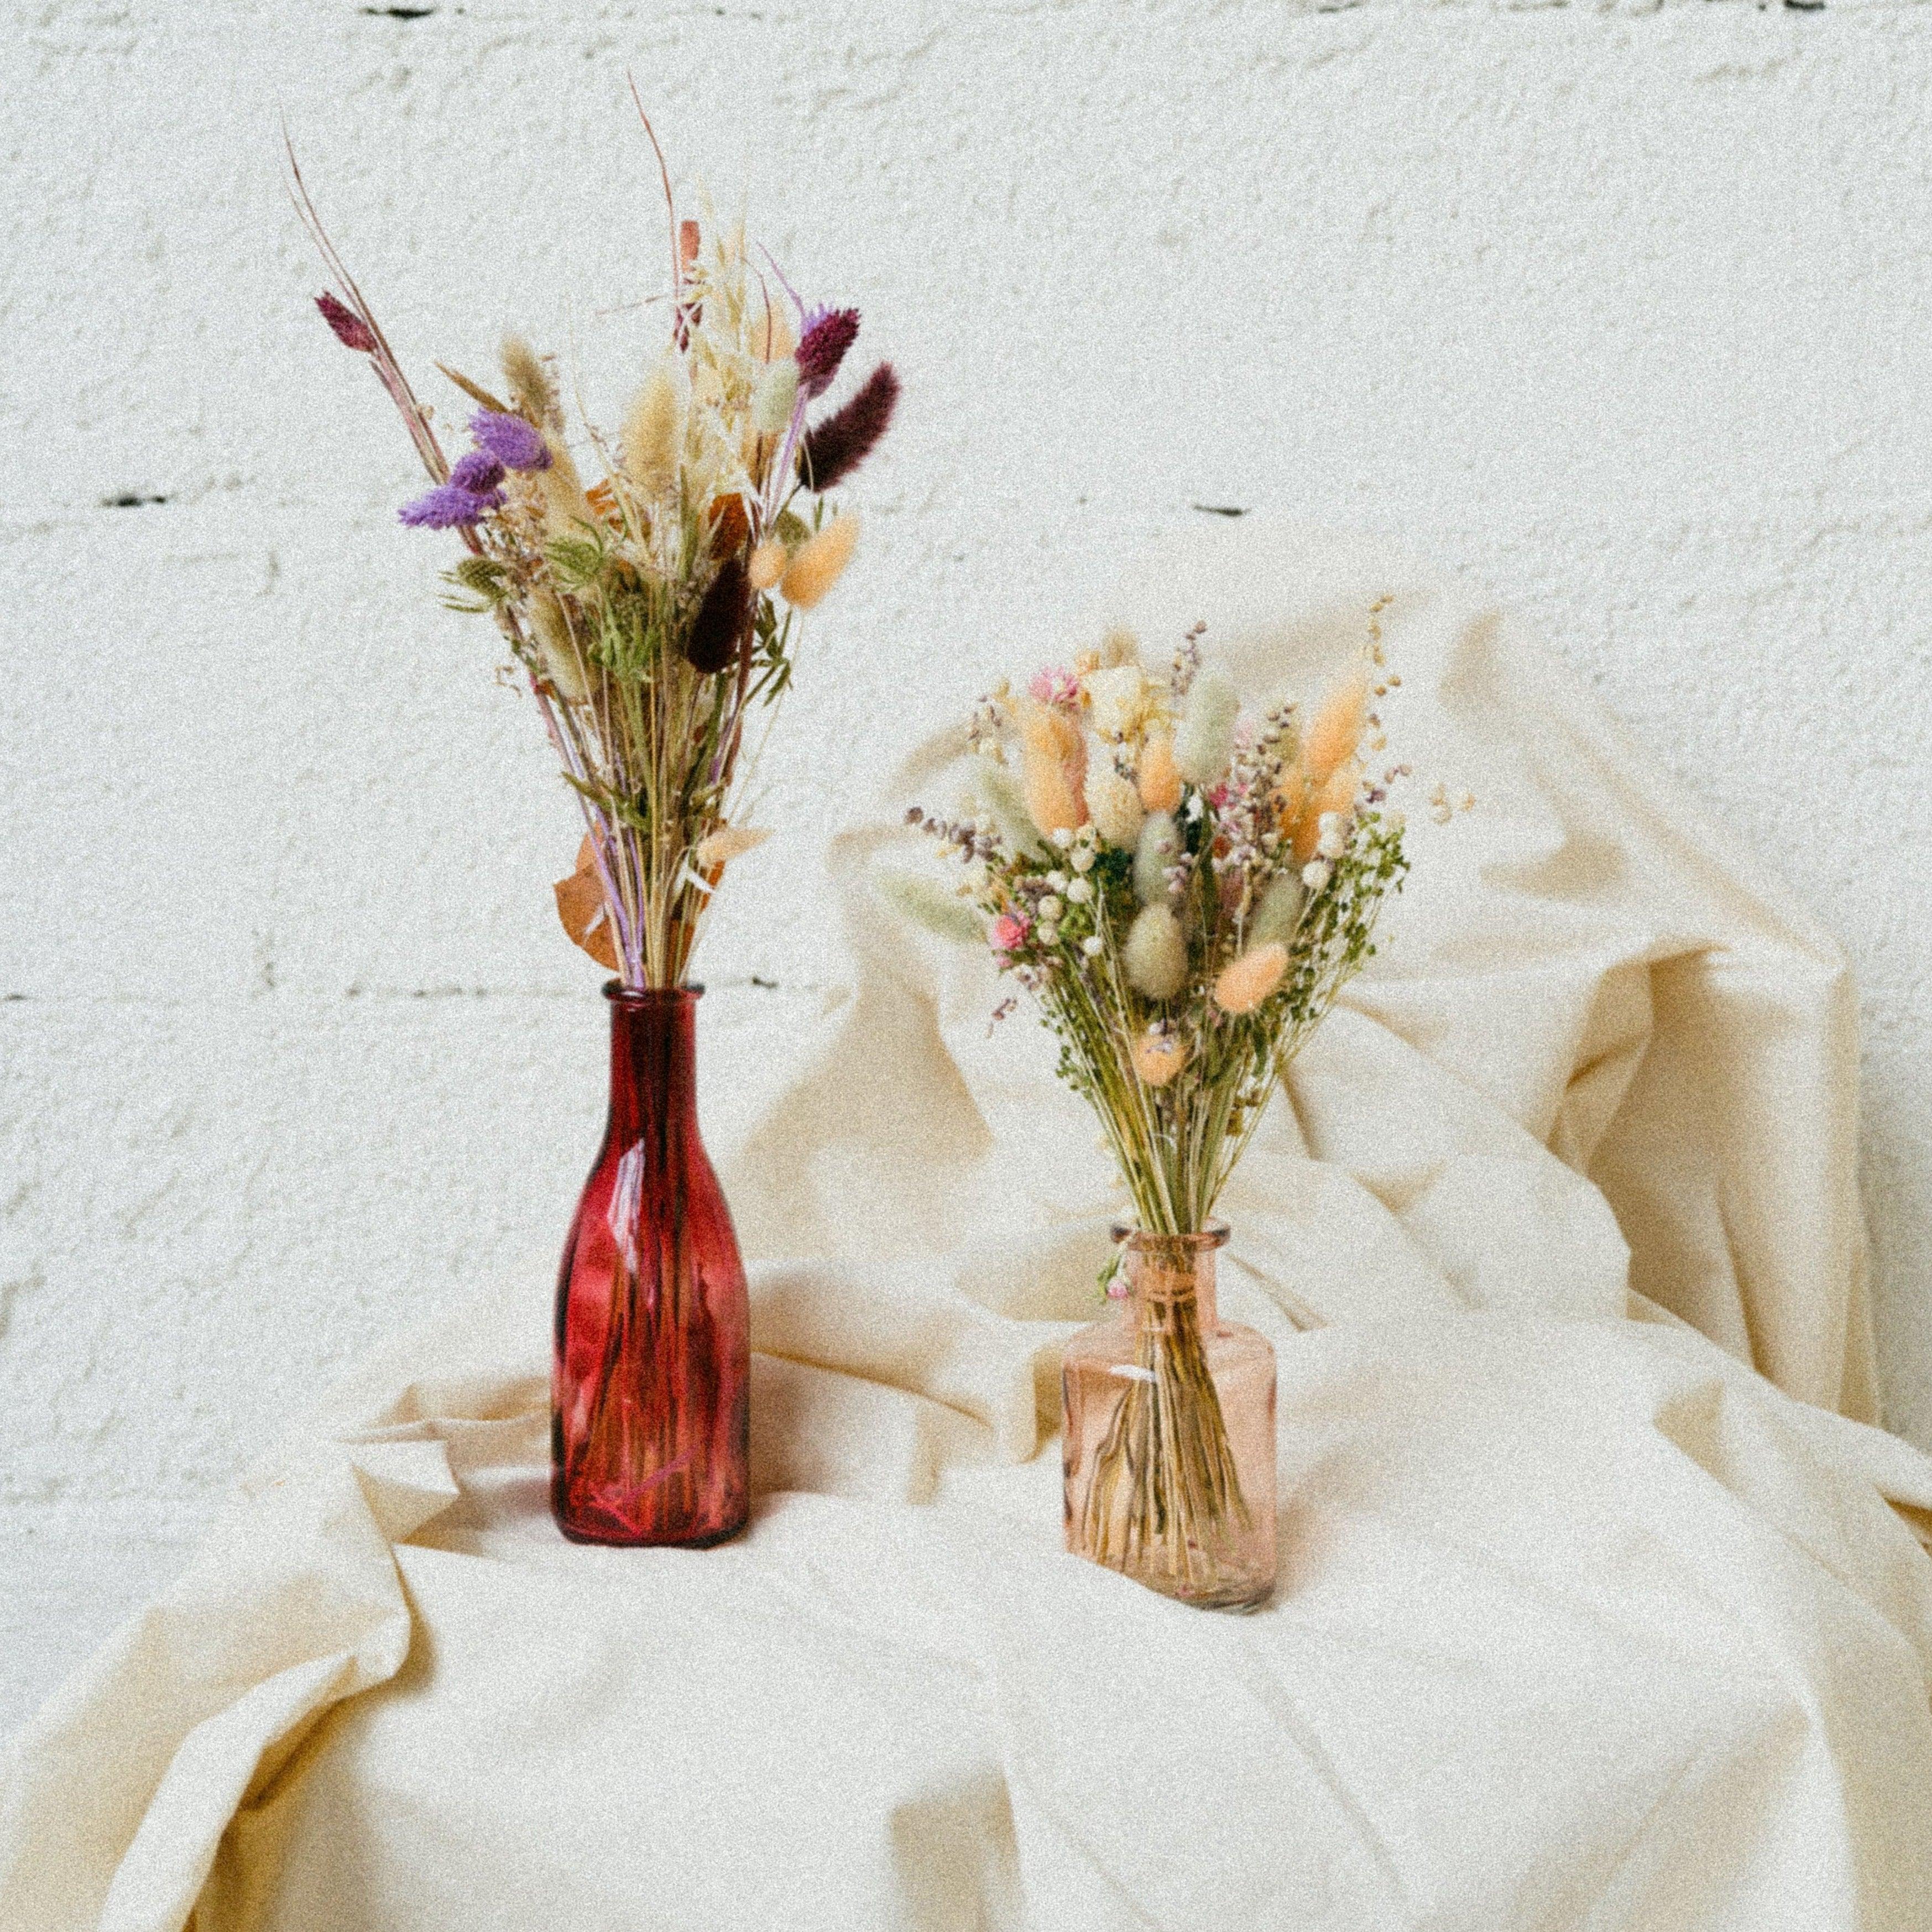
top-left (6, 525), bottom-right (1930, 1931)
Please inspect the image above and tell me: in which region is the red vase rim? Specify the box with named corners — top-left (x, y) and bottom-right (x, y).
top-left (602, 980), bottom-right (703, 1005)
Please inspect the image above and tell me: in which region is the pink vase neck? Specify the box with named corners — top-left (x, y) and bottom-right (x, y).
top-left (1114, 1221), bottom-right (1229, 1330)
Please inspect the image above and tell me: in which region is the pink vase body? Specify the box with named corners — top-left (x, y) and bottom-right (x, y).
top-left (1063, 1223), bottom-right (1277, 1609)
top-left (552, 985), bottom-right (750, 1545)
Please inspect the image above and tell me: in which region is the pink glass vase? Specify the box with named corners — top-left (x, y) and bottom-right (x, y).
top-left (1062, 1222), bottom-right (1277, 1610)
top-left (551, 984), bottom-right (750, 1546)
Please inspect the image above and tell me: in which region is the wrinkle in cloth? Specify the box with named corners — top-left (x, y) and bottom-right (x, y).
top-left (3, 524), bottom-right (1927, 1931)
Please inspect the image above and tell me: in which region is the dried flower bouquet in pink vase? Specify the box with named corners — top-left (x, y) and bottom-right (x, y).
top-left (894, 614), bottom-right (1414, 1607)
top-left (291, 119), bottom-right (897, 1547)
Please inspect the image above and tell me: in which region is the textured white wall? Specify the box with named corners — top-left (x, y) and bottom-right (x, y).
top-left (3, 0), bottom-right (1929, 1733)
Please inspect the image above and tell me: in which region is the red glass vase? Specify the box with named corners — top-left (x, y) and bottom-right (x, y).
top-left (551, 984), bottom-right (750, 1545)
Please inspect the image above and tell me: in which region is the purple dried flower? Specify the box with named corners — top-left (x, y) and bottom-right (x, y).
top-left (315, 291), bottom-right (377, 353)
top-left (795, 306), bottom-right (860, 399)
top-left (469, 409), bottom-right (552, 472)
top-left (449, 449), bottom-right (505, 494)
top-left (797, 362), bottom-right (899, 492)
top-left (398, 482), bottom-right (504, 529)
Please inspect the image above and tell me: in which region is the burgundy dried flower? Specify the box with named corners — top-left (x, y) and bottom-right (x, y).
top-left (399, 482), bottom-right (504, 529)
top-left (685, 554), bottom-right (751, 674)
top-left (795, 306), bottom-right (860, 399)
top-left (448, 449), bottom-right (505, 494)
top-left (315, 291), bottom-right (377, 354)
top-left (797, 363), bottom-right (899, 493)
top-left (469, 409), bottom-right (552, 472)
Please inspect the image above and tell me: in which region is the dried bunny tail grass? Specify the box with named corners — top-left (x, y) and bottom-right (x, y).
top-left (780, 514), bottom-right (859, 609)
top-left (695, 825), bottom-right (771, 869)
top-left (1131, 1028), bottom-right (1189, 1088)
top-left (974, 756), bottom-right (1048, 857)
top-left (622, 356), bottom-right (688, 500)
top-left (873, 866), bottom-right (986, 946)
top-left (1018, 700), bottom-right (1087, 837)
top-left (747, 539), bottom-right (787, 591)
top-left (1087, 763), bottom-right (1145, 849)
top-left (750, 298), bottom-right (796, 362)
top-left (1173, 665), bottom-right (1240, 787)
top-left (1213, 942), bottom-right (1287, 1015)
top-left (529, 590), bottom-right (588, 703)
top-left (536, 437), bottom-right (596, 534)
top-left (1302, 671), bottom-right (1369, 785)
top-left (500, 333), bottom-right (560, 429)
top-left (1292, 758), bottom-right (1361, 864)
top-left (1023, 754), bottom-right (1084, 840)
top-left (1137, 733), bottom-right (1181, 813)
top-left (1099, 625), bottom-right (1141, 670)
top-left (751, 358), bottom-right (798, 438)
top-left (1134, 812), bottom-right (1181, 906)
top-left (1247, 871), bottom-right (1305, 947)
top-left (797, 363), bottom-right (899, 493)
top-left (1123, 904), bottom-right (1188, 1000)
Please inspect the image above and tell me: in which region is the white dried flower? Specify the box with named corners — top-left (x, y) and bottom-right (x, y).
top-left (1052, 826), bottom-right (1075, 849)
top-left (1316, 813), bottom-right (1348, 861)
top-left (1038, 895), bottom-right (1064, 922)
top-left (1086, 665), bottom-right (1153, 741)
top-left (1301, 860), bottom-right (1332, 891)
top-left (1066, 876), bottom-right (1093, 904)
top-left (1070, 845), bottom-right (1095, 874)
top-left (1046, 870), bottom-right (1069, 891)
top-left (1037, 922), bottom-right (1060, 946)
top-left (1082, 933), bottom-right (1105, 957)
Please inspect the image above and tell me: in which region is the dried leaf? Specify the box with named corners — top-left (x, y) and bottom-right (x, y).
top-left (708, 492), bottom-right (750, 558)
top-left (554, 835), bottom-right (620, 970)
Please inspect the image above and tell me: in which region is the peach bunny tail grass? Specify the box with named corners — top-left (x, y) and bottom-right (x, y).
top-left (1131, 1030), bottom-right (1189, 1088)
top-left (780, 515), bottom-right (859, 609)
top-left (1087, 764), bottom-right (1144, 848)
top-left (1137, 734), bottom-right (1181, 813)
top-left (1293, 759), bottom-right (1362, 863)
top-left (1302, 672), bottom-right (1368, 785)
top-left (747, 539), bottom-right (787, 591)
top-left (1213, 942), bottom-right (1287, 1015)
top-left (694, 826), bottom-right (771, 870)
top-left (1019, 701), bottom-right (1088, 836)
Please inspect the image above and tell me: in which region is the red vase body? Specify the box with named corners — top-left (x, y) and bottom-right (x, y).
top-left (552, 985), bottom-right (750, 1545)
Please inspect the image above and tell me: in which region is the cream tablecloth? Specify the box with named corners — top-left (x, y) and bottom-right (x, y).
top-left (6, 525), bottom-right (1930, 1931)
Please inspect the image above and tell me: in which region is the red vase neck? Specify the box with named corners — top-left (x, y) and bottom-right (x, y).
top-left (604, 983), bottom-right (701, 1149)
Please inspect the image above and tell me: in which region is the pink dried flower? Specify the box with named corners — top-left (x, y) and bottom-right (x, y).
top-left (1028, 666), bottom-right (1080, 709)
top-left (989, 913), bottom-right (1030, 954)
top-left (315, 291), bottom-right (376, 353)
